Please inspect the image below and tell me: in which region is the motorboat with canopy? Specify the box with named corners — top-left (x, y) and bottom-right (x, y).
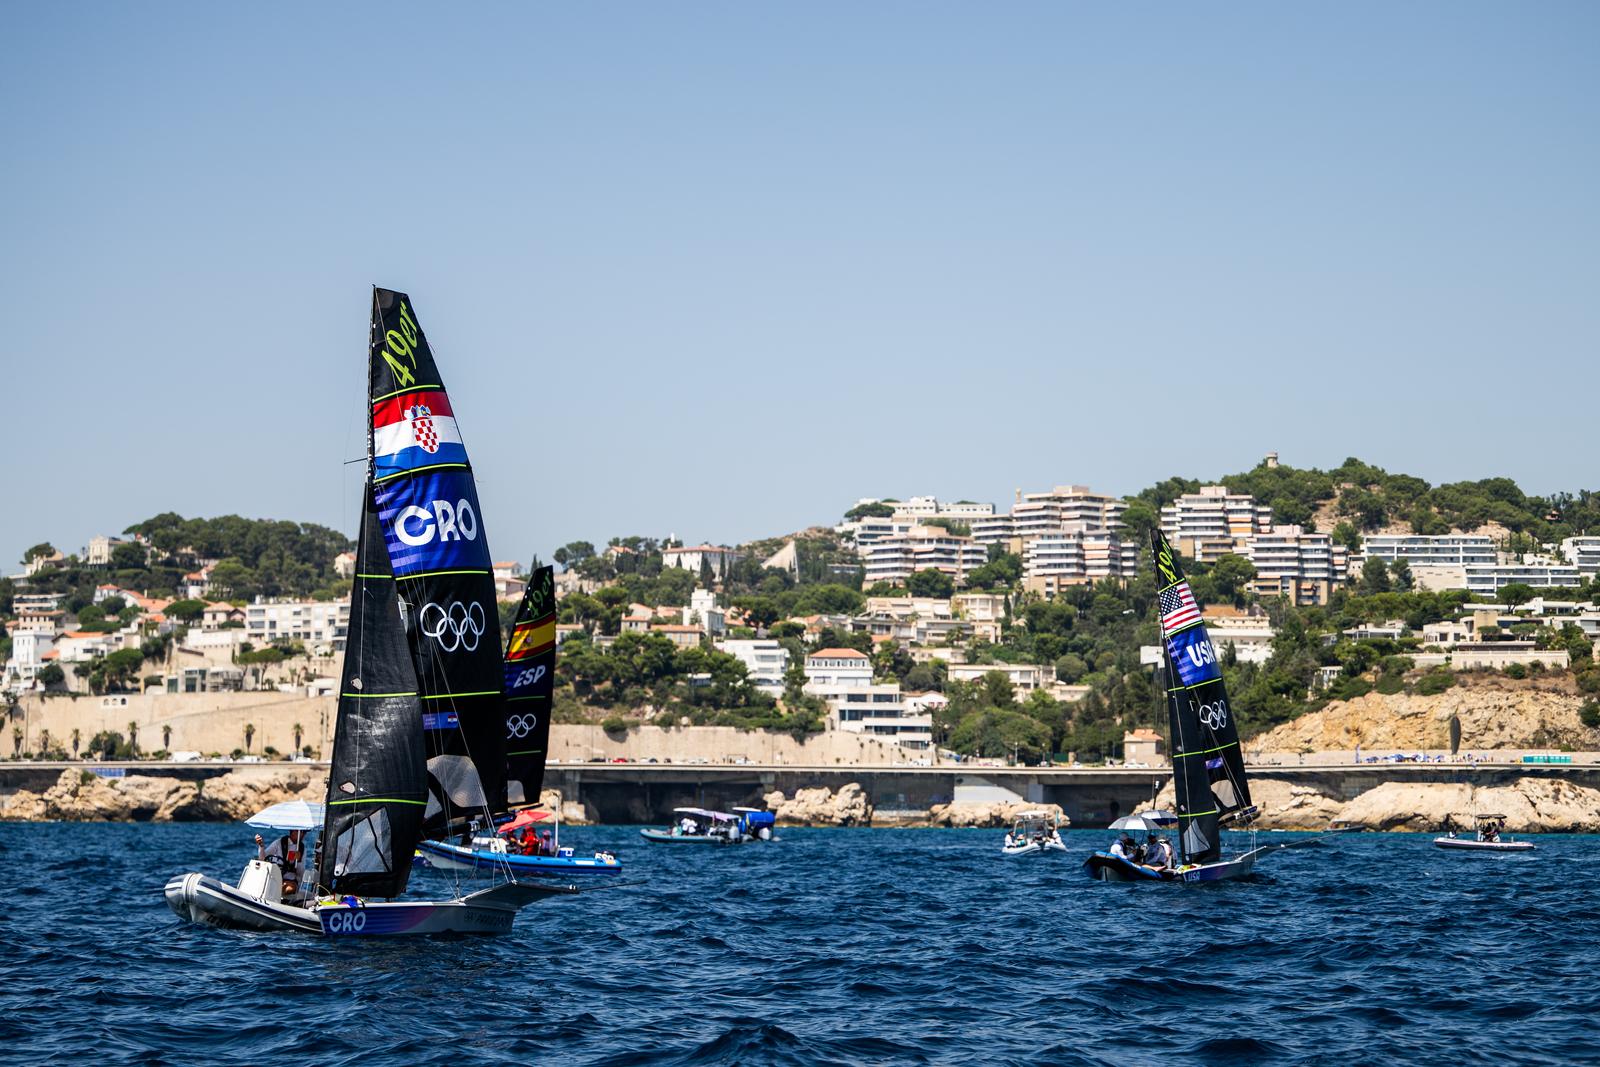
top-left (1001, 810), bottom-right (1066, 856)
top-left (641, 807), bottom-right (761, 844)
top-left (1084, 531), bottom-right (1267, 883)
top-left (415, 566), bottom-right (621, 877)
top-left (166, 288), bottom-right (575, 935)
top-left (1434, 813), bottom-right (1535, 852)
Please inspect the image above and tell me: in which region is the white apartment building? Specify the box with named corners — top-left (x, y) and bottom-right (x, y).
top-left (971, 485), bottom-right (1126, 545)
top-left (245, 598), bottom-right (351, 652)
top-left (1464, 563), bottom-right (1582, 597)
top-left (886, 496), bottom-right (996, 521)
top-left (824, 685), bottom-right (933, 750)
top-left (716, 638), bottom-right (789, 694)
top-left (1245, 525), bottom-right (1348, 605)
top-left (863, 596), bottom-right (953, 621)
top-left (952, 593), bottom-right (1006, 622)
top-left (1161, 486), bottom-right (1273, 561)
top-left (861, 526), bottom-right (987, 585)
top-left (1561, 537), bottom-right (1600, 575)
top-left (682, 588), bottom-right (727, 637)
top-left (1022, 525), bottom-right (1139, 585)
top-left (846, 517), bottom-right (919, 553)
top-left (946, 661), bottom-right (1049, 692)
top-left (661, 544), bottom-right (745, 578)
top-left (803, 648), bottom-right (873, 688)
top-left (1203, 613), bottom-right (1277, 664)
top-left (1363, 535), bottom-right (1496, 568)
top-left (3, 620), bottom-right (59, 684)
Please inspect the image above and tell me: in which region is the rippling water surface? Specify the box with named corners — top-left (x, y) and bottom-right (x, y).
top-left (3, 823), bottom-right (1598, 1065)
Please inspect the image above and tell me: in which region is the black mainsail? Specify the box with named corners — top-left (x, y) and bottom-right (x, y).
top-left (317, 496), bottom-right (428, 897)
top-left (367, 288), bottom-right (507, 831)
top-left (1152, 529), bottom-right (1254, 864)
top-left (502, 565), bottom-right (557, 809)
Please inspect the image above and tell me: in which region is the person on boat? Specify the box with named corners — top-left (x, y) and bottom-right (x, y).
top-left (254, 829), bottom-right (307, 899)
top-left (678, 815), bottom-right (697, 837)
top-left (1108, 833), bottom-right (1136, 861)
top-left (1144, 833), bottom-right (1174, 870)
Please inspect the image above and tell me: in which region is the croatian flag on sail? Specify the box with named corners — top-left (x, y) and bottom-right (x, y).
top-left (1158, 582), bottom-right (1202, 637)
top-left (372, 390), bottom-right (469, 479)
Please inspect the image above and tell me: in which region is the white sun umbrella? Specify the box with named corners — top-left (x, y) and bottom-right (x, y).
top-left (1109, 810), bottom-right (1179, 831)
top-left (246, 800), bottom-right (326, 833)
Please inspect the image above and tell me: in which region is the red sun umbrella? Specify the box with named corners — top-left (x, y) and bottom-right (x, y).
top-left (497, 809), bottom-right (555, 836)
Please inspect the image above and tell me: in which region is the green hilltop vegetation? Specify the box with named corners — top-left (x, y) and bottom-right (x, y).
top-left (11, 513), bottom-right (353, 611)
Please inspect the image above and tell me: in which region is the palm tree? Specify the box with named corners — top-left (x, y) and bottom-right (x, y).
top-left (127, 721), bottom-right (139, 757)
top-left (71, 728), bottom-right (81, 758)
top-left (244, 722), bottom-right (255, 752)
top-left (11, 726), bottom-right (21, 757)
top-left (39, 729), bottom-right (52, 758)
top-left (292, 722), bottom-right (304, 754)
top-left (162, 724), bottom-right (172, 751)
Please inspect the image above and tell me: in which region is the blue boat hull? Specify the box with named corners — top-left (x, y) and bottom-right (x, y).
top-left (416, 840), bottom-right (622, 877)
top-left (1083, 848), bottom-right (1263, 883)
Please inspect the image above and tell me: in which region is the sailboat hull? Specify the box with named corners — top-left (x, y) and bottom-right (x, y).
top-left (416, 839), bottom-right (622, 876)
top-left (1083, 847), bottom-right (1264, 883)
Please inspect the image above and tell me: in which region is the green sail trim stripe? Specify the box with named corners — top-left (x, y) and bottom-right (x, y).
top-left (420, 690), bottom-right (499, 700)
top-left (371, 383), bottom-right (443, 403)
top-left (1183, 807), bottom-right (1220, 817)
top-left (1173, 741), bottom-right (1240, 759)
top-left (506, 749), bottom-right (544, 756)
top-left (373, 462), bottom-right (469, 485)
top-left (354, 573), bottom-right (392, 580)
top-left (504, 695), bottom-right (550, 703)
top-left (395, 569), bottom-right (491, 581)
top-left (1168, 676), bottom-right (1222, 693)
top-left (328, 797), bottom-right (428, 806)
top-left (340, 692), bottom-right (417, 699)
top-left (1157, 576), bottom-right (1186, 594)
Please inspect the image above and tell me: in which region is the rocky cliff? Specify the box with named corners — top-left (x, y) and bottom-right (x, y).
top-left (1250, 675), bottom-right (1595, 753)
top-left (921, 800), bottom-right (1069, 829)
top-left (0, 768), bottom-right (324, 822)
top-left (763, 783), bottom-right (874, 827)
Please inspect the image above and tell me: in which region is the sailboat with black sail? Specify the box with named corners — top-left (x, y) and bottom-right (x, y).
top-left (1084, 530), bottom-right (1266, 883)
top-left (417, 566), bottom-right (622, 877)
top-left (165, 288), bottom-right (571, 934)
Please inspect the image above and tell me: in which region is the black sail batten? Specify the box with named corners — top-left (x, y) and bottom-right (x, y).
top-left (368, 288), bottom-right (507, 833)
top-left (317, 494), bottom-right (428, 897)
top-left (1151, 529), bottom-right (1254, 865)
top-left (502, 566), bottom-right (557, 811)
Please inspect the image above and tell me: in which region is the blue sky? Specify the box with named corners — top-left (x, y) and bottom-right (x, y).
top-left (4, 3), bottom-right (1596, 571)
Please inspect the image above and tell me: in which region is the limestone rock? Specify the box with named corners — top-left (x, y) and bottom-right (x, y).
top-left (923, 800), bottom-right (1069, 829)
top-left (1250, 676), bottom-right (1594, 754)
top-left (763, 783), bottom-right (874, 826)
top-left (538, 787), bottom-right (593, 825)
top-left (0, 767), bottom-right (325, 823)
top-left (1152, 777), bottom-right (1343, 831)
top-left (1336, 777), bottom-right (1600, 834)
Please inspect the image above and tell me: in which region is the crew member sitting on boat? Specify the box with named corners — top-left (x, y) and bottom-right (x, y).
top-left (1144, 833), bottom-right (1174, 870)
top-left (678, 815), bottom-right (698, 836)
top-left (1108, 833), bottom-right (1137, 862)
top-left (255, 829), bottom-right (308, 900)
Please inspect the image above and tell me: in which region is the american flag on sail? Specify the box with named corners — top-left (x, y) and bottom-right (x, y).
top-left (1159, 582), bottom-right (1202, 636)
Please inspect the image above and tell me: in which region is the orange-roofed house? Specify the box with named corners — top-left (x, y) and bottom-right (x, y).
top-left (803, 648), bottom-right (872, 688)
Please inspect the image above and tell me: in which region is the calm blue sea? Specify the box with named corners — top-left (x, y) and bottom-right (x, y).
top-left (1, 823), bottom-right (1597, 1066)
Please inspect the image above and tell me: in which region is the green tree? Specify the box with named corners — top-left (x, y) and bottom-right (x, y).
top-left (1358, 557), bottom-right (1392, 595)
top-left (553, 541), bottom-right (595, 566)
top-left (1389, 559), bottom-right (1414, 592)
top-left (1209, 554), bottom-right (1258, 607)
top-left (164, 599), bottom-right (207, 624)
top-left (844, 502), bottom-right (895, 521)
top-left (37, 663), bottom-right (65, 688)
top-left (23, 542), bottom-right (57, 563)
top-left (906, 569), bottom-right (955, 599)
top-left (1496, 583), bottom-right (1536, 607)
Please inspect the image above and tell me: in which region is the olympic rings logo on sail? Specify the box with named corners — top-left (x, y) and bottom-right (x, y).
top-left (507, 713), bottom-right (539, 739)
top-left (419, 600), bottom-right (486, 652)
top-left (1197, 698), bottom-right (1229, 731)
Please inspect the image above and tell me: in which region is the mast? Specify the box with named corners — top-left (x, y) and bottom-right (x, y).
top-left (366, 288), bottom-right (507, 835)
top-left (1151, 529), bottom-right (1254, 865)
top-left (502, 565), bottom-right (557, 810)
top-left (315, 301), bottom-right (429, 895)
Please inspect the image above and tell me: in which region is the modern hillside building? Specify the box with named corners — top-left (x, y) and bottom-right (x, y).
top-left (860, 526), bottom-right (987, 585)
top-left (1362, 535), bottom-right (1496, 568)
top-left (1245, 525), bottom-right (1348, 606)
top-left (972, 485), bottom-right (1126, 545)
top-left (1161, 485), bottom-right (1273, 562)
top-left (1021, 525), bottom-right (1139, 586)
